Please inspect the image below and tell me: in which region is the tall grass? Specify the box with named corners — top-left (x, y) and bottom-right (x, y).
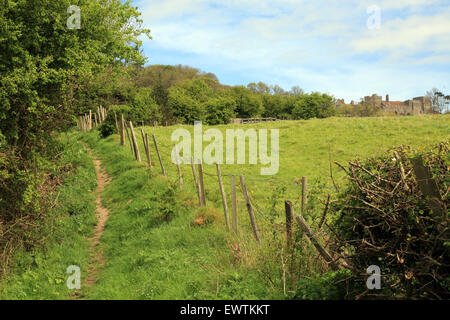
top-left (0, 132), bottom-right (97, 299)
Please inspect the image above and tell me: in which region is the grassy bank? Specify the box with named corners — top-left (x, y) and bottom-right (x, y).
top-left (81, 115), bottom-right (449, 299)
top-left (80, 131), bottom-right (279, 299)
top-left (0, 132), bottom-right (97, 299)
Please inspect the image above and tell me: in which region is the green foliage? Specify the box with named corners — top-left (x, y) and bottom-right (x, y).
top-left (204, 95), bottom-right (236, 125)
top-left (231, 86), bottom-right (263, 118)
top-left (131, 87), bottom-right (162, 124)
top-left (0, 132), bottom-right (96, 299)
top-left (292, 270), bottom-right (351, 300)
top-left (292, 92), bottom-right (336, 120)
top-left (99, 122), bottom-right (116, 139)
top-left (337, 103), bottom-right (383, 117)
top-left (168, 84), bottom-right (206, 124)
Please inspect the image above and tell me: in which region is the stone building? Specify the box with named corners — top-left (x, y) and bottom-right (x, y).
top-left (362, 93), bottom-right (433, 115)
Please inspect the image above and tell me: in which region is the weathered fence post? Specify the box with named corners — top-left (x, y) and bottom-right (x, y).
top-left (198, 160), bottom-right (207, 207)
top-left (89, 110), bottom-right (92, 130)
top-left (129, 121), bottom-right (141, 162)
top-left (120, 114), bottom-right (125, 146)
top-left (412, 156), bottom-right (447, 219)
top-left (175, 144), bottom-right (183, 190)
top-left (285, 200), bottom-right (294, 247)
top-left (301, 176), bottom-right (308, 214)
top-left (295, 214), bottom-right (339, 270)
top-left (240, 175), bottom-right (260, 243)
top-left (124, 122), bottom-right (134, 154)
top-left (191, 156), bottom-right (202, 206)
top-left (144, 133), bottom-right (152, 170)
top-left (152, 134), bottom-right (166, 176)
top-left (230, 175), bottom-right (238, 234)
top-left (216, 163), bottom-right (230, 230)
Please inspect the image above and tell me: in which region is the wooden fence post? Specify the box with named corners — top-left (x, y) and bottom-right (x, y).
top-left (175, 144), bottom-right (183, 190)
top-left (295, 214), bottom-right (339, 270)
top-left (230, 175), bottom-right (238, 234)
top-left (125, 122), bottom-right (134, 154)
top-left (191, 156), bottom-right (202, 206)
top-left (152, 134), bottom-right (166, 176)
top-left (140, 129), bottom-right (151, 169)
top-left (144, 133), bottom-right (152, 170)
top-left (285, 200), bottom-right (294, 247)
top-left (198, 160), bottom-right (207, 207)
top-left (412, 156), bottom-right (447, 219)
top-left (89, 110), bottom-right (92, 130)
top-left (240, 175), bottom-right (260, 243)
top-left (301, 176), bottom-right (308, 214)
top-left (120, 114), bottom-right (125, 146)
top-left (129, 121), bottom-right (141, 162)
top-left (216, 163), bottom-right (230, 230)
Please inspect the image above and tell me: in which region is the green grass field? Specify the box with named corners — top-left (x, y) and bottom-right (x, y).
top-left (1, 115), bottom-right (448, 300)
top-left (82, 115), bottom-right (448, 299)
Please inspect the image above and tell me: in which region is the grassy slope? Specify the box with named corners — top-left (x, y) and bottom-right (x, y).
top-left (80, 132), bottom-right (273, 299)
top-left (136, 115), bottom-right (450, 230)
top-left (0, 116), bottom-right (447, 300)
top-left (83, 115), bottom-right (448, 300)
top-left (0, 132), bottom-right (97, 299)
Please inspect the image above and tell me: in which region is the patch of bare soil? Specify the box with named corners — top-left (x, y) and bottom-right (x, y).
top-left (71, 156), bottom-right (111, 299)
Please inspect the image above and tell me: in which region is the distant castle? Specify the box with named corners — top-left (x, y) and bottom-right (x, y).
top-left (336, 94), bottom-right (434, 115)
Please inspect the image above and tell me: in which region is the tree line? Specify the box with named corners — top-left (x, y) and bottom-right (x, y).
top-left (102, 65), bottom-right (337, 126)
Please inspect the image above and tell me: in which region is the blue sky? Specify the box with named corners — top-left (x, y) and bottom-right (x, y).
top-left (134, 0), bottom-right (450, 102)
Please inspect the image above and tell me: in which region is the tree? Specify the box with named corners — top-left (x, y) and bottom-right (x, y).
top-left (167, 87), bottom-right (205, 124)
top-left (131, 87), bottom-right (162, 123)
top-left (290, 86), bottom-right (304, 97)
top-left (426, 88), bottom-right (449, 113)
top-left (292, 93), bottom-right (336, 120)
top-left (231, 86), bottom-right (262, 118)
top-left (204, 96), bottom-right (236, 125)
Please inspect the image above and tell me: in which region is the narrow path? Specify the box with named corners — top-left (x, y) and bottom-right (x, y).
top-left (71, 155), bottom-right (111, 299)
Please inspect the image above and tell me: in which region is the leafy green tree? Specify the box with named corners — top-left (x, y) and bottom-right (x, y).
top-left (292, 93), bottom-right (335, 120)
top-left (231, 86), bottom-right (262, 118)
top-left (168, 87), bottom-right (205, 124)
top-left (261, 94), bottom-right (284, 118)
top-left (204, 96), bottom-right (236, 125)
top-left (131, 87), bottom-right (162, 123)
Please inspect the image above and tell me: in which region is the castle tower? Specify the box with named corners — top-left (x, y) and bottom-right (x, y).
top-left (386, 94), bottom-right (389, 103)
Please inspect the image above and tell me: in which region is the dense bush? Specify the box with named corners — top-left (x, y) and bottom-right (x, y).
top-left (330, 142), bottom-right (449, 299)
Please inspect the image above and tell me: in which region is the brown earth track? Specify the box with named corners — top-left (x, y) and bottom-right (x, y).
top-left (71, 155), bottom-right (111, 299)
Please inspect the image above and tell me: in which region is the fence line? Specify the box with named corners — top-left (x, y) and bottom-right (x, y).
top-left (99, 120), bottom-right (341, 271)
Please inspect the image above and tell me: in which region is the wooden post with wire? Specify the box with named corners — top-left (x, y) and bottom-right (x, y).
top-left (301, 176), bottom-right (308, 214)
top-left (240, 175), bottom-right (260, 243)
top-left (120, 114), bottom-right (125, 146)
top-left (198, 159), bottom-right (207, 207)
top-left (152, 134), bottom-right (166, 176)
top-left (125, 122), bottom-right (133, 154)
top-left (230, 175), bottom-right (238, 233)
top-left (129, 121), bottom-right (141, 162)
top-left (191, 156), bottom-right (202, 206)
top-left (144, 133), bottom-right (152, 170)
top-left (174, 144), bottom-right (183, 190)
top-left (216, 163), bottom-right (230, 230)
top-left (295, 213), bottom-right (339, 271)
top-left (285, 200), bottom-right (294, 247)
